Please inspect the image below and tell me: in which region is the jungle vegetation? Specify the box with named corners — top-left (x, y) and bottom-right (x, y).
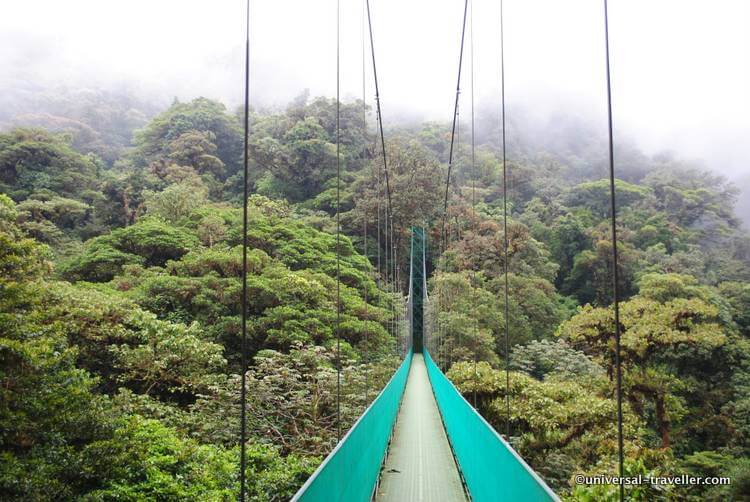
top-left (1, 91), bottom-right (749, 500)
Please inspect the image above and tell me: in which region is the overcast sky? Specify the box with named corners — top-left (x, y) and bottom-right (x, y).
top-left (2, 0), bottom-right (748, 180)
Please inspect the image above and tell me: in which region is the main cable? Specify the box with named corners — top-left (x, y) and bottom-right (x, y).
top-left (366, 0), bottom-right (401, 360)
top-left (439, 0), bottom-right (469, 373)
top-left (365, 0), bottom-right (393, 214)
top-left (442, 0), bottom-right (470, 232)
top-left (239, 0), bottom-right (250, 498)
top-left (603, 0), bottom-right (625, 499)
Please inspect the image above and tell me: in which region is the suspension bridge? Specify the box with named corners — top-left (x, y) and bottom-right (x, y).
top-left (291, 227), bottom-right (559, 501)
top-left (237, 0), bottom-right (626, 499)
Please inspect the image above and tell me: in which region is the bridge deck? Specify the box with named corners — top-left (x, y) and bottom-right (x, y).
top-left (375, 354), bottom-right (467, 502)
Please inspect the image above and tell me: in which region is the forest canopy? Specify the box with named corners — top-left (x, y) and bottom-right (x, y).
top-left (1, 91), bottom-right (749, 501)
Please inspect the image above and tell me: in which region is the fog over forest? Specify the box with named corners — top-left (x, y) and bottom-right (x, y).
top-left (2, 0), bottom-right (748, 222)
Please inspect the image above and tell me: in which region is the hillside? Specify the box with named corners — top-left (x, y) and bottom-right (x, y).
top-left (1, 93), bottom-right (749, 500)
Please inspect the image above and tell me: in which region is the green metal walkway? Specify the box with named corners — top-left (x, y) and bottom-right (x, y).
top-left (375, 354), bottom-right (467, 502)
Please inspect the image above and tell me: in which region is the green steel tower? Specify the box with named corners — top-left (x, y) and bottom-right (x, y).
top-left (409, 227), bottom-right (427, 352)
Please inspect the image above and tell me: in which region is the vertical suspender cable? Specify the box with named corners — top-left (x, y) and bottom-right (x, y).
top-left (376, 112), bottom-right (382, 284)
top-left (335, 0), bottom-right (342, 442)
top-left (391, 217), bottom-right (397, 355)
top-left (361, 0), bottom-right (371, 407)
top-left (387, 209), bottom-right (392, 347)
top-left (391, 224), bottom-right (395, 349)
top-left (391, 226), bottom-right (402, 356)
top-left (439, 223), bottom-right (445, 368)
top-left (239, 0), bottom-right (250, 499)
top-left (393, 225), bottom-right (398, 355)
top-left (469, 2), bottom-right (481, 463)
top-left (603, 1), bottom-right (625, 499)
top-left (377, 142), bottom-right (382, 283)
top-left (396, 223), bottom-right (400, 354)
top-left (453, 103), bottom-right (460, 364)
top-left (383, 136), bottom-right (389, 288)
top-left (438, 220), bottom-right (444, 368)
top-left (469, 0), bottom-right (478, 408)
top-left (395, 219), bottom-right (401, 357)
top-left (499, 0), bottom-right (511, 441)
top-left (469, 1), bottom-right (475, 252)
top-left (386, 169), bottom-right (390, 307)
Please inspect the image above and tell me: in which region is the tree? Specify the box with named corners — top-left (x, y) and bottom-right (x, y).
top-left (447, 361), bottom-right (651, 495)
top-left (547, 213), bottom-right (589, 288)
top-left (168, 130), bottom-right (226, 178)
top-left (558, 278), bottom-right (727, 448)
top-left (563, 237), bottom-right (638, 306)
top-left (0, 128), bottom-right (101, 201)
top-left (719, 281), bottom-right (750, 336)
top-left (347, 138), bottom-right (444, 273)
top-left (510, 339), bottom-right (603, 380)
top-left (80, 416), bottom-right (236, 501)
top-left (643, 167), bottom-right (740, 229)
top-left (143, 181), bottom-right (208, 223)
top-left (443, 218), bottom-right (559, 283)
top-left (197, 214), bottom-right (228, 247)
top-left (565, 179), bottom-right (650, 221)
top-left (252, 118), bottom-right (337, 202)
top-left (132, 98), bottom-right (242, 180)
top-left (60, 217), bottom-right (198, 281)
top-left (0, 196), bottom-right (114, 500)
top-left (428, 272), bottom-right (504, 365)
top-left (189, 344), bottom-right (398, 458)
top-left (110, 312), bottom-right (225, 398)
top-left (17, 194), bottom-right (91, 230)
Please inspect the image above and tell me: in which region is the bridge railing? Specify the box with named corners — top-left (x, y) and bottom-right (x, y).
top-left (424, 350), bottom-right (559, 502)
top-left (291, 351), bottom-right (413, 502)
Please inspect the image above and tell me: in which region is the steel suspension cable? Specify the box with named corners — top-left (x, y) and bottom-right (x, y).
top-left (335, 0), bottom-right (342, 442)
top-left (437, 216), bottom-right (444, 368)
top-left (239, 0), bottom-right (250, 499)
top-left (440, 240), bottom-right (445, 369)
top-left (383, 205), bottom-right (393, 344)
top-left (383, 200), bottom-right (393, 346)
top-left (603, 0), bottom-right (625, 499)
top-left (377, 156), bottom-right (382, 283)
top-left (376, 111), bottom-right (382, 283)
top-left (381, 109), bottom-right (388, 287)
top-left (437, 0), bottom-right (469, 374)
top-left (396, 222), bottom-right (402, 355)
top-left (389, 213), bottom-right (401, 355)
top-left (365, 0), bottom-right (393, 214)
top-left (469, 0), bottom-right (479, 409)
top-left (453, 102), bottom-right (461, 366)
top-left (441, 4), bottom-right (469, 373)
top-left (442, 0), bottom-right (470, 227)
top-left (361, 0), bottom-right (371, 407)
top-left (499, 0), bottom-right (511, 441)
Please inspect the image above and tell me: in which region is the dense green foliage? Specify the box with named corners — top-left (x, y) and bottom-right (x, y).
top-left (1, 90), bottom-right (748, 500)
top-left (417, 111), bottom-right (750, 499)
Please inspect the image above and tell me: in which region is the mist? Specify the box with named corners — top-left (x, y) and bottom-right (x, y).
top-left (2, 0), bottom-right (748, 219)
